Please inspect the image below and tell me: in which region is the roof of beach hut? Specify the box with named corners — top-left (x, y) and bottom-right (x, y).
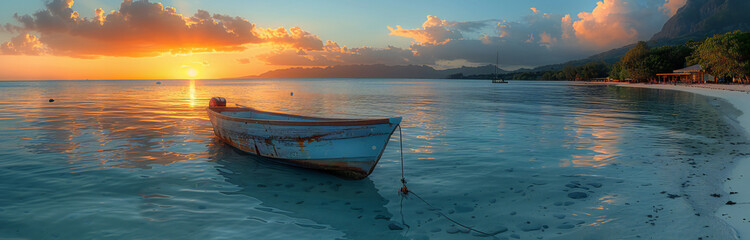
top-left (674, 64), bottom-right (702, 73)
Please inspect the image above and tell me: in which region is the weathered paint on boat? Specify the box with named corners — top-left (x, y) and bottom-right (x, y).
top-left (207, 98), bottom-right (401, 179)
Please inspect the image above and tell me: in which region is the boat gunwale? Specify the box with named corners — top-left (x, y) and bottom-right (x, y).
top-left (208, 107), bottom-right (395, 126)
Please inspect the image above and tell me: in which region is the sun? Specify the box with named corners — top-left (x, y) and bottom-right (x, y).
top-left (186, 68), bottom-right (198, 78)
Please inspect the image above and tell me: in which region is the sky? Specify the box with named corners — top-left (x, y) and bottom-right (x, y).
top-left (0, 0), bottom-right (687, 80)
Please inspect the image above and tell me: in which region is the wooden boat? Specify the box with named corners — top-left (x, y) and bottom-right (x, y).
top-left (206, 97), bottom-right (402, 179)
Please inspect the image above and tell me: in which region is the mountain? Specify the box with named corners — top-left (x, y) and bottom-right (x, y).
top-left (523, 44), bottom-right (636, 72)
top-left (235, 64), bottom-right (507, 79)
top-left (651, 0), bottom-right (750, 42)
top-left (528, 0), bottom-right (750, 72)
top-left (441, 65), bottom-right (509, 76)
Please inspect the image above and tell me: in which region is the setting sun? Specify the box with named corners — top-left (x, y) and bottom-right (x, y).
top-left (186, 68), bottom-right (198, 78)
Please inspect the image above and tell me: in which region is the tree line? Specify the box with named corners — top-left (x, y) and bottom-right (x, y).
top-left (448, 62), bottom-right (610, 81)
top-left (610, 30), bottom-right (749, 83)
top-left (448, 30), bottom-right (749, 82)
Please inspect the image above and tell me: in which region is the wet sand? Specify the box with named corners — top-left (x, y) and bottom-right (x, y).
top-left (612, 83), bottom-right (750, 239)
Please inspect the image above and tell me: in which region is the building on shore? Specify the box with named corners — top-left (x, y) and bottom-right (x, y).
top-left (654, 65), bottom-right (715, 84)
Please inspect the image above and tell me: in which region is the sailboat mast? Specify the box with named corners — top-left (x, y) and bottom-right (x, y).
top-left (495, 51), bottom-right (498, 78)
top-left (490, 49), bottom-right (507, 83)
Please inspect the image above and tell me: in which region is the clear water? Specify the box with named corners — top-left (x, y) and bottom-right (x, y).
top-left (0, 79), bottom-right (747, 239)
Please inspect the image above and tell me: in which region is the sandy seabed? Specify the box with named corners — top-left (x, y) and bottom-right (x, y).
top-left (608, 82), bottom-right (750, 238)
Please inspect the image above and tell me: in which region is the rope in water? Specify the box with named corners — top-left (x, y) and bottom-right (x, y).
top-left (397, 125), bottom-right (412, 233)
top-left (399, 125), bottom-right (406, 191)
top-left (395, 125), bottom-right (494, 237)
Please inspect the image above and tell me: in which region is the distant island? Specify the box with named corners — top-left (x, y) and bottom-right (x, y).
top-left (232, 64), bottom-right (507, 80)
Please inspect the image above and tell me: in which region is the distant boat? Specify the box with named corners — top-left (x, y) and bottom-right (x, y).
top-left (491, 79), bottom-right (508, 84)
top-left (491, 51), bottom-right (508, 84)
top-left (207, 97), bottom-right (402, 179)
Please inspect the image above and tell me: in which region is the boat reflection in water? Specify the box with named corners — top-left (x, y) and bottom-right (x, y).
top-left (209, 140), bottom-right (404, 239)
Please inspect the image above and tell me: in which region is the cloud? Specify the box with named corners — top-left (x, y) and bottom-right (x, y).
top-left (260, 14), bottom-right (590, 70)
top-left (258, 0), bottom-right (680, 70)
top-left (660, 0), bottom-right (687, 17)
top-left (257, 41), bottom-right (415, 66)
top-left (450, 19), bottom-right (499, 32)
top-left (409, 35), bottom-right (587, 68)
top-left (0, 33), bottom-right (46, 55)
top-left (3, 0), bottom-right (683, 71)
top-left (256, 27), bottom-right (324, 50)
top-left (572, 0), bottom-right (672, 49)
top-left (382, 14), bottom-right (585, 68)
top-left (387, 15), bottom-right (463, 44)
top-left (498, 11), bottom-right (568, 45)
top-left (257, 48), bottom-right (336, 66)
top-left (386, 15), bottom-right (502, 45)
top-left (1, 0), bottom-right (323, 58)
top-left (561, 14), bottom-right (574, 39)
top-left (539, 32), bottom-right (556, 45)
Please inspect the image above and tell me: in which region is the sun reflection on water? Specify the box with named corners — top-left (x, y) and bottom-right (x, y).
top-left (566, 109), bottom-right (629, 168)
top-left (188, 79), bottom-right (196, 107)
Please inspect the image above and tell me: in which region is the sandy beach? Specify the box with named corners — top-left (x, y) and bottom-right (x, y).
top-left (612, 83), bottom-right (750, 238)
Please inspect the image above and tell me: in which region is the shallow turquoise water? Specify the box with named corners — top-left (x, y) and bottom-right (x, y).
top-left (0, 79), bottom-right (747, 239)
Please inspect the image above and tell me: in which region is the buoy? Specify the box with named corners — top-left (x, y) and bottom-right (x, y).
top-left (290, 92), bottom-right (294, 96)
top-left (156, 81), bottom-right (162, 85)
top-left (49, 99), bottom-right (54, 102)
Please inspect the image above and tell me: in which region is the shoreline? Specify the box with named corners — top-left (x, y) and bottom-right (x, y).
top-left (604, 83), bottom-right (750, 239)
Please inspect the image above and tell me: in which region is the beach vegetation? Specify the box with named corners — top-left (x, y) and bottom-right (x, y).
top-left (689, 30), bottom-right (750, 84)
top-left (617, 41), bottom-right (652, 81)
top-left (610, 42), bottom-right (692, 82)
top-left (609, 30), bottom-right (749, 83)
top-left (533, 62), bottom-right (609, 80)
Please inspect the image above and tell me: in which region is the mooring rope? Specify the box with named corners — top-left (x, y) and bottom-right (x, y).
top-left (398, 125), bottom-right (406, 192)
top-left (408, 191), bottom-right (494, 236)
top-left (395, 125), bottom-right (494, 237)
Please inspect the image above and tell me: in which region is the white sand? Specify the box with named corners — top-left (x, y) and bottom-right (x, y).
top-left (609, 83), bottom-right (750, 238)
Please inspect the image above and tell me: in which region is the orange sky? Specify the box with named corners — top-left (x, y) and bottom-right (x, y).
top-left (0, 0), bottom-right (687, 80)
top-left (0, 45), bottom-right (274, 80)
